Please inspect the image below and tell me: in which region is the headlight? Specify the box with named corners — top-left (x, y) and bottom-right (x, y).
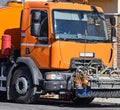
top-left (46, 73), bottom-right (64, 80)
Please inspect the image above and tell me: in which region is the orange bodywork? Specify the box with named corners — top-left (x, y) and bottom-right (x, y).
top-left (0, 2), bottom-right (22, 58)
top-left (0, 1), bottom-right (113, 69)
top-left (20, 2), bottom-right (113, 69)
top-left (51, 41), bottom-right (113, 69)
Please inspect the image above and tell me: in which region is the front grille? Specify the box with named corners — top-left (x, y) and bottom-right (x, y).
top-left (70, 58), bottom-right (102, 69)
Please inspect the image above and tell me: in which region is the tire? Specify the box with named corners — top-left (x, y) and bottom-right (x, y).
top-left (0, 91), bottom-right (7, 102)
top-left (73, 97), bottom-right (94, 105)
top-left (11, 66), bottom-right (37, 104)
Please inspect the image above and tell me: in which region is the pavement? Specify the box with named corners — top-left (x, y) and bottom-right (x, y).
top-left (93, 98), bottom-right (120, 104)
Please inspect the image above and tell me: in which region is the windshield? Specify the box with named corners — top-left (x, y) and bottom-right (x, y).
top-left (52, 10), bottom-right (108, 42)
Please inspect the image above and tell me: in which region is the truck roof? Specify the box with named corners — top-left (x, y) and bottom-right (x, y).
top-left (24, 1), bottom-right (103, 13)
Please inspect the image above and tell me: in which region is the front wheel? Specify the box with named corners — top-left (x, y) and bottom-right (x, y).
top-left (0, 91), bottom-right (7, 102)
top-left (11, 66), bottom-right (37, 104)
top-left (73, 97), bottom-right (94, 105)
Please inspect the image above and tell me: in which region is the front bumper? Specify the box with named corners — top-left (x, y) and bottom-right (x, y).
top-left (77, 76), bottom-right (120, 98)
top-left (44, 81), bottom-right (66, 92)
top-left (44, 80), bottom-right (72, 92)
top-left (77, 88), bottom-right (120, 98)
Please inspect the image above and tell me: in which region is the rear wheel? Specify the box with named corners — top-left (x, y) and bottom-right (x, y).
top-left (11, 66), bottom-right (37, 104)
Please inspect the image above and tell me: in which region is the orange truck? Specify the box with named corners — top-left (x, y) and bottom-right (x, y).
top-left (0, 0), bottom-right (119, 104)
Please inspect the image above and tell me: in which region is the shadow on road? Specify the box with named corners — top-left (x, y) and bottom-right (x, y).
top-left (34, 98), bottom-right (120, 108)
top-left (1, 98), bottom-right (120, 108)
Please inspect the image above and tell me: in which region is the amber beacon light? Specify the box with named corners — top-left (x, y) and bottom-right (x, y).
top-left (83, 0), bottom-right (89, 4)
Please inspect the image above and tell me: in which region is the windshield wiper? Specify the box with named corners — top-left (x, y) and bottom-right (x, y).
top-left (57, 37), bottom-right (109, 43)
top-left (86, 39), bottom-right (109, 43)
top-left (56, 37), bottom-right (87, 42)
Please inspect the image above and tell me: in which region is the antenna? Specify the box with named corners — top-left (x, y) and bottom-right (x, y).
top-left (21, 0), bottom-right (25, 4)
top-left (83, 0), bottom-right (89, 4)
top-left (53, 0), bottom-right (59, 2)
top-left (83, 29), bottom-right (88, 73)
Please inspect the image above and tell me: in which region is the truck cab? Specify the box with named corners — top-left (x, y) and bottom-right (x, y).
top-left (21, 2), bottom-right (113, 68)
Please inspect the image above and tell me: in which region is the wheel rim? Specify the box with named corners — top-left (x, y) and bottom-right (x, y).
top-left (15, 76), bottom-right (30, 95)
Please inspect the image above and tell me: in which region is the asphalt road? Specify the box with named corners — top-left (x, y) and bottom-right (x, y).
top-left (0, 98), bottom-right (120, 110)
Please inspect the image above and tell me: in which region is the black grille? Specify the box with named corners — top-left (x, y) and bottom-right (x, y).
top-left (70, 58), bottom-right (102, 69)
top-left (77, 90), bottom-right (120, 98)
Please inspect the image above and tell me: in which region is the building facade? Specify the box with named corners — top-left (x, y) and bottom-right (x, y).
top-left (1, 0), bottom-right (120, 68)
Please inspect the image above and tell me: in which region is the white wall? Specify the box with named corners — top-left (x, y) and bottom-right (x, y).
top-left (118, 0), bottom-right (120, 13)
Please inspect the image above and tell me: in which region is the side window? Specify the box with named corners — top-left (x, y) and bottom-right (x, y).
top-left (31, 10), bottom-right (48, 38)
top-left (40, 11), bottom-right (48, 37)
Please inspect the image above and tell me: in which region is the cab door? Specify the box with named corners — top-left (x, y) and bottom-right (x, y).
top-left (21, 9), bottom-right (51, 69)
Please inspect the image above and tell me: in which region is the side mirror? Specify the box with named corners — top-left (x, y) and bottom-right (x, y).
top-left (31, 10), bottom-right (41, 37)
top-left (110, 16), bottom-right (117, 43)
top-left (31, 23), bottom-right (40, 37)
top-left (110, 17), bottom-right (116, 26)
top-left (112, 37), bottom-right (117, 43)
top-left (111, 27), bottom-right (117, 43)
top-left (31, 10), bottom-right (41, 21)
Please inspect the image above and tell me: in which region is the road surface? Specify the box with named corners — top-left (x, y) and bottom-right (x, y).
top-left (0, 98), bottom-right (120, 110)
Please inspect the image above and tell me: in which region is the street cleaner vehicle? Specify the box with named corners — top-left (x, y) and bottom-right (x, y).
top-left (0, 0), bottom-right (119, 104)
